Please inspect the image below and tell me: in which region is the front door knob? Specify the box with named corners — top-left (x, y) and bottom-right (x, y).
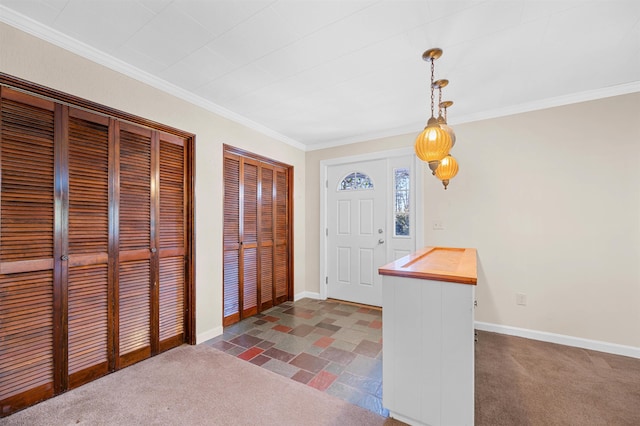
top-left (378, 239), bottom-right (385, 245)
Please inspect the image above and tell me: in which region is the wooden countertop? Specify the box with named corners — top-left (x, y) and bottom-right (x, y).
top-left (378, 246), bottom-right (477, 285)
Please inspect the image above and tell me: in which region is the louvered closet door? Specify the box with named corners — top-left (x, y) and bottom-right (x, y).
top-left (222, 154), bottom-right (261, 324)
top-left (242, 159), bottom-right (259, 319)
top-left (117, 122), bottom-right (153, 368)
top-left (157, 132), bottom-right (187, 352)
top-left (259, 166), bottom-right (274, 310)
top-left (274, 167), bottom-right (289, 304)
top-left (223, 147), bottom-right (291, 327)
top-left (0, 79), bottom-right (193, 417)
top-left (223, 154), bottom-right (241, 326)
top-left (66, 108), bottom-right (112, 388)
top-left (0, 88), bottom-right (56, 410)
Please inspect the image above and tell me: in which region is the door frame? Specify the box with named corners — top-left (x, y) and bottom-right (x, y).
top-left (319, 147), bottom-right (425, 301)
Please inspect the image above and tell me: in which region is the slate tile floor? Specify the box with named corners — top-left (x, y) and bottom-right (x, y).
top-left (204, 298), bottom-right (387, 416)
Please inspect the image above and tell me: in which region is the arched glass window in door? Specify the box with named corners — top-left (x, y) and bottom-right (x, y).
top-left (338, 172), bottom-right (374, 191)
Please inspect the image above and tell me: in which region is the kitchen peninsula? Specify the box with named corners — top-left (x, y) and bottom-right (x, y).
top-left (378, 246), bottom-right (477, 426)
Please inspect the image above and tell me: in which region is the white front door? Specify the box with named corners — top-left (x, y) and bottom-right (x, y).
top-left (324, 152), bottom-right (420, 307)
top-left (327, 159), bottom-right (387, 306)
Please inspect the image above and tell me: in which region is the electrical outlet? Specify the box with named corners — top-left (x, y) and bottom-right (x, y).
top-left (432, 221), bottom-right (444, 230)
top-left (516, 293), bottom-right (527, 306)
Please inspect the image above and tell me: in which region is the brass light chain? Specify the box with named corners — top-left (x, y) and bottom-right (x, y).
top-left (430, 58), bottom-right (435, 118)
top-left (438, 85), bottom-right (443, 118)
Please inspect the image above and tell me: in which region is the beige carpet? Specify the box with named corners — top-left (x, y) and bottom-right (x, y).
top-left (475, 331), bottom-right (640, 425)
top-left (5, 331), bottom-right (639, 425)
top-left (1, 344), bottom-right (387, 426)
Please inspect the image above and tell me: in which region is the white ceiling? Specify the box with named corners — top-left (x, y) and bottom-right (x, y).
top-left (1, 1), bottom-right (639, 150)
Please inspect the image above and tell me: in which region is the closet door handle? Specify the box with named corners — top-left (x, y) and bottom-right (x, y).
top-left (150, 247), bottom-right (157, 253)
top-left (61, 255), bottom-right (69, 261)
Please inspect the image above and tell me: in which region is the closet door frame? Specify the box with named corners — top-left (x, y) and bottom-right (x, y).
top-left (222, 144), bottom-right (294, 324)
top-left (0, 74), bottom-right (196, 417)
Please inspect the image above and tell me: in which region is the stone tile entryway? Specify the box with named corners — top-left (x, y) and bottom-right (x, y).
top-left (205, 298), bottom-right (386, 416)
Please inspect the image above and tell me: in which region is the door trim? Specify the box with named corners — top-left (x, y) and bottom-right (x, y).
top-left (320, 147), bottom-right (425, 301)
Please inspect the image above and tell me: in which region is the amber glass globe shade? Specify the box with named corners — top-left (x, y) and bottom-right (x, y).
top-left (435, 154), bottom-right (459, 190)
top-left (414, 117), bottom-right (452, 172)
top-left (437, 116), bottom-right (456, 148)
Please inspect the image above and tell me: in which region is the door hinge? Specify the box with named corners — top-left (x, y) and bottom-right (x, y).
top-left (325, 180), bottom-right (328, 188)
top-left (325, 276), bottom-right (328, 284)
top-left (326, 228), bottom-right (328, 237)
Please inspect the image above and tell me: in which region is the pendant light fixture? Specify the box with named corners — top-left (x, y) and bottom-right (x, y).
top-left (435, 154), bottom-right (459, 190)
top-left (414, 48), bottom-right (460, 189)
top-left (414, 48), bottom-right (452, 175)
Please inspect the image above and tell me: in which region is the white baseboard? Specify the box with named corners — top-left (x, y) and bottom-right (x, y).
top-left (475, 321), bottom-right (640, 359)
top-left (294, 291), bottom-right (321, 301)
top-left (196, 326), bottom-right (223, 345)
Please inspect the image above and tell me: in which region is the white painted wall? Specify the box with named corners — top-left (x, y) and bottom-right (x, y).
top-left (307, 93), bottom-right (640, 349)
top-left (0, 22), bottom-right (306, 343)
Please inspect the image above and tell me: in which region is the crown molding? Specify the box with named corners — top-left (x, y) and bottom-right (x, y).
top-left (450, 81), bottom-right (640, 126)
top-left (305, 124), bottom-right (420, 151)
top-left (0, 5), bottom-right (307, 152)
top-left (307, 81), bottom-right (640, 151)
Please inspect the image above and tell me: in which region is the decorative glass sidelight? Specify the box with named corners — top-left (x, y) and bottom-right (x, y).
top-left (394, 168), bottom-right (410, 236)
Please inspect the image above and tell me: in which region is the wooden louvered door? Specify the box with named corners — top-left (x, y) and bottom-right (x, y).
top-left (66, 108), bottom-right (112, 389)
top-left (273, 166), bottom-right (289, 305)
top-left (241, 158), bottom-right (259, 319)
top-left (259, 166), bottom-right (274, 311)
top-left (117, 122), bottom-right (153, 368)
top-left (116, 124), bottom-right (188, 365)
top-left (0, 88), bottom-right (57, 411)
top-left (222, 146), bottom-right (292, 326)
top-left (223, 153), bottom-right (241, 325)
top-left (157, 132), bottom-right (187, 351)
